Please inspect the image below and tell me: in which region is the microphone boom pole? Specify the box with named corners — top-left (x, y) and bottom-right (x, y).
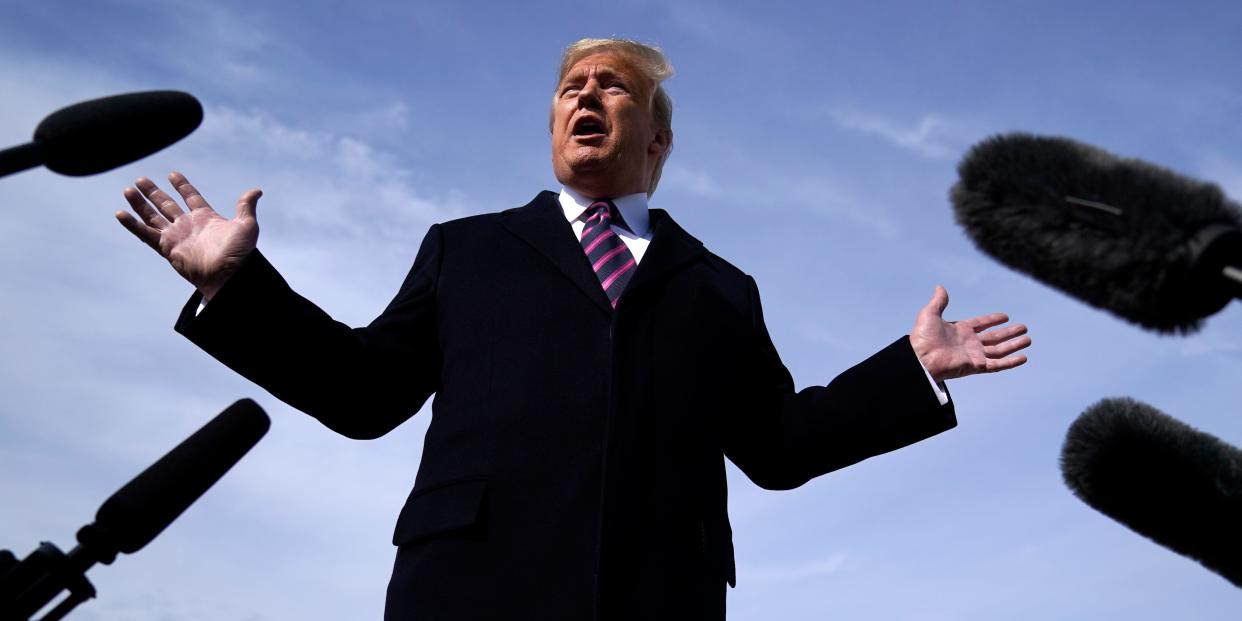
top-left (0, 399), bottom-right (269, 620)
top-left (0, 143), bottom-right (46, 178)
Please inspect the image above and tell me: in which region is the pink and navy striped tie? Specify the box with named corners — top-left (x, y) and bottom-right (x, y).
top-left (580, 200), bottom-right (636, 308)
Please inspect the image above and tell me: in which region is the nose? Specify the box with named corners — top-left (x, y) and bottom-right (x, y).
top-left (575, 78), bottom-right (602, 110)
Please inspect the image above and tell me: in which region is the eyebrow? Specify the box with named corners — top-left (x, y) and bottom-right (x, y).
top-left (562, 66), bottom-right (626, 84)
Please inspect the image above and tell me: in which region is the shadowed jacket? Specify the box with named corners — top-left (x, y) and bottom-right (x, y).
top-left (174, 190), bottom-right (956, 620)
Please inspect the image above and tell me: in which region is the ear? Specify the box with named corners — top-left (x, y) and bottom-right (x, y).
top-left (648, 128), bottom-right (672, 157)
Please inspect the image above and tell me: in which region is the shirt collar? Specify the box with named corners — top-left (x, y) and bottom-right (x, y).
top-left (558, 187), bottom-right (651, 237)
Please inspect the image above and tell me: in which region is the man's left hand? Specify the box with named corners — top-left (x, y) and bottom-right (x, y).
top-left (910, 285), bottom-right (1030, 382)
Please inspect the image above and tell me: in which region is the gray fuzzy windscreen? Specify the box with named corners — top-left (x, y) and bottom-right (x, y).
top-left (1061, 397), bottom-right (1242, 588)
top-left (951, 133), bottom-right (1242, 334)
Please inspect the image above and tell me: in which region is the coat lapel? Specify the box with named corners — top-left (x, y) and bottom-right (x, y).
top-left (501, 193), bottom-right (707, 314)
top-left (502, 191), bottom-right (613, 315)
top-left (624, 208), bottom-right (706, 298)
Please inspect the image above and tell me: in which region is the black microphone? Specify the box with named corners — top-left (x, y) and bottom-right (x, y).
top-left (1060, 397), bottom-right (1242, 587)
top-left (0, 90), bottom-right (203, 178)
top-left (0, 399), bottom-right (269, 620)
top-left (84, 398), bottom-right (270, 557)
top-left (950, 133), bottom-right (1242, 334)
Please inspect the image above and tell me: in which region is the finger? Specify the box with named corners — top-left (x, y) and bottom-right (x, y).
top-left (922, 285), bottom-right (948, 318)
top-left (123, 185), bottom-right (166, 228)
top-left (960, 312), bottom-right (1009, 332)
top-left (236, 188), bottom-right (262, 220)
top-left (985, 354), bottom-right (1028, 373)
top-left (984, 335), bottom-right (1032, 358)
top-left (115, 210), bottom-right (161, 250)
top-left (979, 323), bottom-right (1028, 346)
top-left (169, 171), bottom-right (212, 211)
top-left (136, 176), bottom-right (185, 222)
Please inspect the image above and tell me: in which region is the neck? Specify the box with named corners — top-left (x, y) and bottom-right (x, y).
top-left (560, 176), bottom-right (647, 201)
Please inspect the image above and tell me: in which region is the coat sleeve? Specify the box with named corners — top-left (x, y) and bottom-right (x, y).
top-left (174, 225), bottom-right (445, 439)
top-left (722, 276), bottom-right (957, 490)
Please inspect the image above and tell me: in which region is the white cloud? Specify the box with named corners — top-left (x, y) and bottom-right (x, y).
top-left (779, 171), bottom-right (902, 241)
top-left (358, 101), bottom-right (412, 134)
top-left (828, 107), bottom-right (969, 160)
top-left (189, 105), bottom-right (464, 238)
top-left (794, 320), bottom-right (851, 351)
top-left (201, 106), bottom-right (329, 159)
top-left (663, 153), bottom-right (902, 241)
top-left (662, 163), bottom-right (725, 198)
top-left (149, 0), bottom-right (274, 88)
top-left (6, 5), bottom-right (1242, 621)
top-left (662, 0), bottom-right (789, 51)
top-left (0, 56), bottom-right (132, 140)
top-left (0, 45), bottom-right (462, 621)
top-left (1179, 337), bottom-right (1242, 358)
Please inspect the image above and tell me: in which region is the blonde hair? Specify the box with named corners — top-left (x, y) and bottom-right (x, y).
top-left (553, 38), bottom-right (675, 196)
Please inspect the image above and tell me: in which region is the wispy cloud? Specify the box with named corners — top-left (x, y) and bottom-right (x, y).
top-left (828, 107), bottom-right (970, 160)
top-left (663, 154), bottom-right (903, 241)
top-left (663, 1), bottom-right (788, 49)
top-left (5, 4), bottom-right (1242, 621)
top-left (1179, 337), bottom-right (1242, 358)
top-left (0, 87), bottom-right (443, 620)
top-left (662, 163), bottom-right (725, 199)
top-left (357, 101), bottom-right (412, 134)
top-left (147, 0), bottom-right (274, 88)
top-left (794, 320), bottom-right (852, 351)
top-left (184, 105), bottom-right (465, 245)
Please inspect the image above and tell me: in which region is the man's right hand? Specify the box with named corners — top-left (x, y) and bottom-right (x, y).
top-left (116, 171), bottom-right (260, 301)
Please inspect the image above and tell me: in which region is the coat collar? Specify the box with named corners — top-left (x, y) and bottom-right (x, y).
top-left (502, 191), bottom-right (706, 315)
top-left (629, 207), bottom-right (705, 298)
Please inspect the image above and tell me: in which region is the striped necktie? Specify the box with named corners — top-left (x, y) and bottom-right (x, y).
top-left (580, 200), bottom-right (637, 308)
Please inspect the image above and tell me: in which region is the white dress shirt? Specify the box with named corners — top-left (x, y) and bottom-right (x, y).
top-left (558, 187), bottom-right (653, 262)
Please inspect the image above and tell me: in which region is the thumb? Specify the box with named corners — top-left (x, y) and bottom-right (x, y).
top-left (925, 284), bottom-right (949, 318)
top-left (236, 188), bottom-right (262, 220)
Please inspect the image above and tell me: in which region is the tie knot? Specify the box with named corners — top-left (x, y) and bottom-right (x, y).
top-left (585, 200), bottom-right (626, 231)
top-left (587, 200), bottom-right (613, 218)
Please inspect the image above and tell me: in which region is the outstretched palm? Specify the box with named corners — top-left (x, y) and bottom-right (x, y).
top-left (116, 172), bottom-right (260, 300)
top-left (910, 285), bottom-right (1030, 382)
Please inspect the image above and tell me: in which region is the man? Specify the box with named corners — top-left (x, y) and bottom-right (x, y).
top-left (117, 38), bottom-right (1029, 620)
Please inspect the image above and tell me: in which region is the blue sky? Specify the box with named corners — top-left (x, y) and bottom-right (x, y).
top-left (2, 1), bottom-right (1241, 619)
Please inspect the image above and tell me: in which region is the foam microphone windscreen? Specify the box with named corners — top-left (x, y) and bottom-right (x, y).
top-left (92, 399), bottom-right (269, 554)
top-left (1061, 397), bottom-right (1242, 587)
top-left (34, 90), bottom-right (203, 176)
top-left (951, 133), bottom-right (1242, 334)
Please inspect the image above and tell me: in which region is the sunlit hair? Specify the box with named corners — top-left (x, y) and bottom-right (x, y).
top-left (552, 38), bottom-right (674, 196)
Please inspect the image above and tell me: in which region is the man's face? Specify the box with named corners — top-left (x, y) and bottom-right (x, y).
top-left (551, 52), bottom-right (669, 198)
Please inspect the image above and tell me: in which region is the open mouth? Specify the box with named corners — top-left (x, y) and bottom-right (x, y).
top-left (572, 117), bottom-right (606, 139)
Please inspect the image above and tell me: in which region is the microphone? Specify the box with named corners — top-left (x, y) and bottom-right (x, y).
top-left (0, 90), bottom-right (203, 178)
top-left (84, 398), bottom-right (271, 557)
top-left (0, 399), bottom-right (269, 620)
top-left (1060, 397), bottom-right (1242, 587)
top-left (950, 133), bottom-right (1242, 334)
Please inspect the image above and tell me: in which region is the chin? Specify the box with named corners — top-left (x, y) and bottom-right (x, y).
top-left (557, 154), bottom-right (608, 179)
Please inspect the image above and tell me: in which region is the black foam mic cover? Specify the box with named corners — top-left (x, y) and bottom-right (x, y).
top-left (33, 90), bottom-right (203, 176)
top-left (951, 133), bottom-right (1242, 334)
top-left (91, 399), bottom-right (269, 555)
top-left (1060, 397), bottom-right (1242, 587)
